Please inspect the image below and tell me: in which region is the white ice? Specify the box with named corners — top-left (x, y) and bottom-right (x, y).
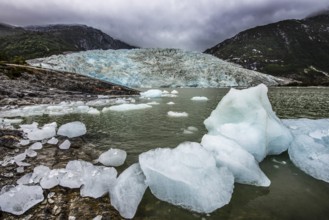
top-left (59, 139), bottom-right (71, 150)
top-left (201, 134), bottom-right (270, 186)
top-left (29, 142), bottom-right (43, 150)
top-left (102, 104), bottom-right (152, 112)
top-left (139, 142), bottom-right (234, 213)
top-left (140, 89), bottom-right (163, 98)
top-left (57, 121), bottom-right (87, 138)
top-left (204, 84), bottom-right (293, 162)
top-left (110, 163), bottom-right (147, 219)
top-left (97, 148), bottom-right (127, 167)
top-left (283, 118), bottom-right (329, 183)
top-left (167, 102), bottom-right (175, 105)
top-left (25, 123), bottom-right (56, 141)
top-left (167, 111), bottom-right (188, 117)
top-left (191, 96), bottom-right (209, 101)
top-left (0, 185), bottom-right (44, 215)
top-left (171, 90), bottom-right (179, 94)
top-left (47, 137), bottom-right (59, 145)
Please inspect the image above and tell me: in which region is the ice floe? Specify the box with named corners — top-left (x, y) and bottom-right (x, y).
top-left (166, 101), bottom-right (175, 105)
top-left (283, 118), bottom-right (329, 183)
top-left (191, 96), bottom-right (208, 101)
top-left (140, 89), bottom-right (163, 98)
top-left (102, 103), bottom-right (152, 112)
top-left (139, 142), bottom-right (234, 213)
top-left (167, 111), bottom-right (188, 117)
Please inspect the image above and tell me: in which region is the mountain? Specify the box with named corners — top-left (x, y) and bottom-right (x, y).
top-left (205, 12), bottom-right (329, 86)
top-left (0, 23), bottom-right (136, 62)
top-left (27, 48), bottom-right (294, 88)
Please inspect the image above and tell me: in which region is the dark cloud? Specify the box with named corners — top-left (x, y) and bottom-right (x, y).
top-left (0, 0), bottom-right (328, 51)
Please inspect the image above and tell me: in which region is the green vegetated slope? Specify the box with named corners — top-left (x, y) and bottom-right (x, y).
top-left (0, 24), bottom-right (135, 63)
top-left (205, 12), bottom-right (329, 85)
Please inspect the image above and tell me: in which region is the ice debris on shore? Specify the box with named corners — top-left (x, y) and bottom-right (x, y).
top-left (57, 121), bottom-right (86, 138)
top-left (97, 148), bottom-right (127, 167)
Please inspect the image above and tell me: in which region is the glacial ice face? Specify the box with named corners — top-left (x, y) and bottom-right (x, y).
top-left (97, 148), bottom-right (127, 167)
top-left (110, 163), bottom-right (147, 219)
top-left (57, 121), bottom-right (87, 138)
top-left (283, 119), bottom-right (329, 183)
top-left (201, 134), bottom-right (270, 186)
top-left (0, 185), bottom-right (44, 215)
top-left (204, 84), bottom-right (293, 162)
top-left (139, 142), bottom-right (234, 213)
top-left (27, 48), bottom-right (288, 88)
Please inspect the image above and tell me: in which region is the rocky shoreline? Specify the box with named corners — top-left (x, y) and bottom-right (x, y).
top-left (0, 64), bottom-right (140, 219)
top-left (0, 63), bottom-right (139, 106)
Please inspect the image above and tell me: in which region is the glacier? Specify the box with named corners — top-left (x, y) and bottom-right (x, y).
top-left (27, 48), bottom-right (290, 88)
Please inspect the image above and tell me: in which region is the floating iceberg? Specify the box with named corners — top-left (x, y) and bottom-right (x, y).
top-left (102, 104), bottom-right (152, 112)
top-left (204, 84), bottom-right (293, 162)
top-left (0, 185), bottom-right (44, 215)
top-left (97, 148), bottom-right (127, 167)
top-left (167, 101), bottom-right (175, 105)
top-left (283, 119), bottom-right (329, 183)
top-left (110, 163), bottom-right (147, 219)
top-left (167, 111), bottom-right (188, 117)
top-left (139, 142), bottom-right (234, 213)
top-left (26, 124), bottom-right (56, 141)
top-left (171, 90), bottom-right (179, 94)
top-left (191, 96), bottom-right (208, 101)
top-left (140, 89), bottom-right (163, 98)
top-left (201, 134), bottom-right (270, 186)
top-left (57, 121), bottom-right (87, 138)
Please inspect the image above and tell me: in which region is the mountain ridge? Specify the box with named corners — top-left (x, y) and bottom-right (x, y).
top-left (205, 12), bottom-right (329, 86)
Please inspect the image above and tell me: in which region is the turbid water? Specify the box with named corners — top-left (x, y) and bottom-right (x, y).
top-left (24, 87), bottom-right (329, 220)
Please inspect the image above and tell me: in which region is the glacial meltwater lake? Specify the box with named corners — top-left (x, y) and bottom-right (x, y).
top-left (21, 87), bottom-right (329, 220)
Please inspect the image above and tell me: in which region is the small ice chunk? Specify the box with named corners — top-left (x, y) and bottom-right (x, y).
top-left (17, 167), bottom-right (24, 173)
top-left (87, 107), bottom-right (101, 115)
top-left (80, 166), bottom-right (117, 198)
top-left (57, 121), bottom-right (87, 138)
top-left (98, 148), bottom-right (127, 167)
top-left (191, 96), bottom-right (208, 101)
top-left (29, 142), bottom-right (43, 150)
top-left (103, 104), bottom-right (152, 112)
top-left (110, 163), bottom-right (147, 219)
top-left (15, 161), bottom-right (31, 167)
top-left (59, 140), bottom-right (71, 150)
top-left (140, 89), bottom-right (163, 98)
top-left (40, 169), bottom-right (66, 189)
top-left (19, 139), bottom-right (30, 146)
top-left (59, 160), bottom-right (93, 188)
top-left (17, 173), bottom-right (33, 185)
top-left (93, 215), bottom-right (103, 220)
top-left (47, 137), bottom-right (58, 145)
top-left (171, 90), bottom-right (179, 94)
top-left (167, 111), bottom-right (188, 117)
top-left (0, 185), bottom-right (44, 215)
top-left (146, 101), bottom-right (160, 105)
top-left (31, 165), bottom-right (51, 184)
top-left (183, 129), bottom-right (193, 134)
top-left (3, 118), bottom-right (23, 124)
top-left (14, 153), bottom-right (26, 163)
top-left (26, 126), bottom-right (56, 141)
top-left (187, 126), bottom-right (198, 132)
top-left (201, 134), bottom-right (270, 187)
top-left (139, 142), bottom-right (234, 213)
top-left (167, 102), bottom-right (175, 105)
top-left (162, 90), bottom-right (169, 94)
top-left (25, 149), bottom-right (37, 158)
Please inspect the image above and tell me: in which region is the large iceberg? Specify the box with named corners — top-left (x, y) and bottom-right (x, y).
top-left (204, 84), bottom-right (293, 162)
top-left (27, 49), bottom-right (289, 88)
top-left (201, 134), bottom-right (270, 186)
top-left (283, 119), bottom-right (329, 183)
top-left (110, 163), bottom-right (147, 219)
top-left (139, 142), bottom-right (234, 213)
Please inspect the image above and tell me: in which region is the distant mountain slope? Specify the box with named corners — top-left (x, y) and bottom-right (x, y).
top-left (205, 12), bottom-right (329, 86)
top-left (0, 23), bottom-right (135, 62)
top-left (0, 23), bottom-right (25, 37)
top-left (27, 48), bottom-right (294, 88)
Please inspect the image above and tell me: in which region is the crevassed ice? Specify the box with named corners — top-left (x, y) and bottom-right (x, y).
top-left (26, 49), bottom-right (286, 88)
top-left (204, 84), bottom-right (293, 162)
top-left (139, 142), bottom-right (234, 213)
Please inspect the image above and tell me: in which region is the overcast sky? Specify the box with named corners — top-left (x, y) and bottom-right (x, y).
top-left (0, 0), bottom-right (328, 51)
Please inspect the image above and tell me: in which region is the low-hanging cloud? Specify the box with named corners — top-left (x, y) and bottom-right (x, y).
top-left (0, 0), bottom-right (328, 51)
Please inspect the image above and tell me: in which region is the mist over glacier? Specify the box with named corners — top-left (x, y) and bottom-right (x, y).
top-left (27, 48), bottom-right (290, 88)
